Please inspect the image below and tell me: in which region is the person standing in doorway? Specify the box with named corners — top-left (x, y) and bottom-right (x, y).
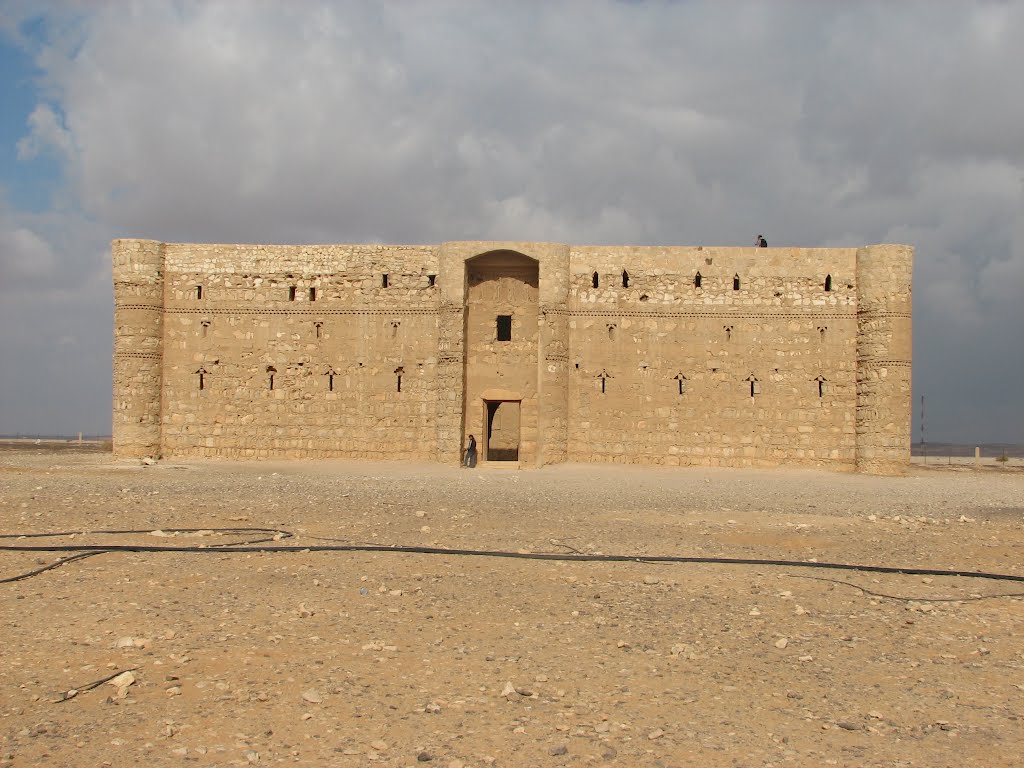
top-left (464, 434), bottom-right (477, 468)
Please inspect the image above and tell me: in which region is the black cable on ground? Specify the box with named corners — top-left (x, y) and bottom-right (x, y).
top-left (0, 528), bottom-right (292, 584)
top-left (1, 530), bottom-right (1023, 590)
top-left (0, 527), bottom-right (292, 540)
top-left (0, 551), bottom-right (105, 584)
top-left (786, 574), bottom-right (1024, 602)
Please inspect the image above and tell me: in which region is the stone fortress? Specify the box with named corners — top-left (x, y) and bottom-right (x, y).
top-left (112, 239), bottom-right (913, 474)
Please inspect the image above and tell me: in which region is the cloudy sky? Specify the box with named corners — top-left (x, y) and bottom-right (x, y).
top-left (0, 1), bottom-right (1021, 442)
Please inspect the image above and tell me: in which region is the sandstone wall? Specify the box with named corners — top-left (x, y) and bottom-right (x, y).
top-left (855, 244), bottom-right (914, 474)
top-left (112, 239), bottom-right (164, 457)
top-left (112, 239), bottom-right (912, 472)
top-left (158, 243), bottom-right (441, 459)
top-left (566, 246), bottom-right (860, 467)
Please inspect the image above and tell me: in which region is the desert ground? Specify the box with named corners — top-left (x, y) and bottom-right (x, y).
top-left (1, 444), bottom-right (1022, 768)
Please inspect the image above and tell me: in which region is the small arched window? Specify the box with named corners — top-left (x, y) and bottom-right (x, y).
top-left (733, 274), bottom-right (740, 291)
top-left (622, 270), bottom-right (629, 288)
top-left (824, 274), bottom-right (832, 292)
top-left (592, 272), bottom-right (599, 288)
top-left (694, 272), bottom-right (702, 288)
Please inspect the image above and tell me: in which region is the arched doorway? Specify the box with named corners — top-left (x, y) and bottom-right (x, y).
top-left (464, 251), bottom-right (539, 464)
top-left (485, 399), bottom-right (521, 461)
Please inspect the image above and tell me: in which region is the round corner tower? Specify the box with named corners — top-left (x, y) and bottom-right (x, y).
top-left (855, 244), bottom-right (913, 474)
top-left (112, 238), bottom-right (165, 457)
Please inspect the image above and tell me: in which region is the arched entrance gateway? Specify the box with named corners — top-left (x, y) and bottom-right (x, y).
top-left (463, 251), bottom-right (538, 464)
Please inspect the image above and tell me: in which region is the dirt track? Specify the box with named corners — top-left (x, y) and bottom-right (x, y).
top-left (1, 447), bottom-right (1023, 767)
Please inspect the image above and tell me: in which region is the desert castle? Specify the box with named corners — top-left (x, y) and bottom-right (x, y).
top-left (113, 239), bottom-right (912, 473)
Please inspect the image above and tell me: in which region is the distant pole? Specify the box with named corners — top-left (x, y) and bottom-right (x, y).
top-left (920, 395), bottom-right (926, 463)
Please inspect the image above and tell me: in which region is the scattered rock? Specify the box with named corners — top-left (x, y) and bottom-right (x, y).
top-left (301, 689), bottom-right (323, 704)
top-left (549, 743), bottom-right (569, 755)
top-left (774, 638), bottom-right (789, 649)
top-left (106, 671), bottom-right (136, 699)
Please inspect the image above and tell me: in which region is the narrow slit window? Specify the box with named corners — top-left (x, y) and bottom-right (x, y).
top-left (195, 285), bottom-right (203, 300)
top-left (201, 320), bottom-right (210, 338)
top-left (427, 274), bottom-right (436, 287)
top-left (592, 272), bottom-right (599, 288)
top-left (496, 315), bottom-right (512, 341)
top-left (196, 368), bottom-right (206, 391)
top-left (601, 377), bottom-right (606, 393)
top-left (309, 287), bottom-right (317, 301)
top-left (733, 274), bottom-right (740, 291)
top-left (288, 286), bottom-right (296, 301)
top-left (724, 325), bottom-right (733, 341)
top-left (815, 375), bottom-right (827, 398)
top-left (314, 321), bottom-right (323, 339)
top-left (267, 366), bottom-right (276, 391)
top-left (382, 274), bottom-right (389, 288)
top-left (328, 373), bottom-right (334, 392)
top-left (675, 374), bottom-right (687, 395)
top-left (694, 272), bottom-right (702, 288)
top-left (607, 324), bottom-right (616, 340)
top-left (824, 274), bottom-right (832, 292)
top-left (622, 270), bottom-right (629, 288)
top-left (395, 367), bottom-right (404, 393)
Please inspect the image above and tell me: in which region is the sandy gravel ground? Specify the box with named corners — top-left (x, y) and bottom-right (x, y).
top-left (1, 445), bottom-right (1023, 768)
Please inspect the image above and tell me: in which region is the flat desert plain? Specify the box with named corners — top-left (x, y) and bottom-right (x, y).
top-left (1, 444), bottom-right (1023, 768)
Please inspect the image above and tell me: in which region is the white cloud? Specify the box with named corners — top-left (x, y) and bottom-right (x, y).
top-left (2, 0), bottom-right (1023, 439)
top-left (0, 221), bottom-right (56, 282)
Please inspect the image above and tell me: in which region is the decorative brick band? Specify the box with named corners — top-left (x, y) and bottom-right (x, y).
top-left (858, 360), bottom-right (911, 368)
top-left (856, 311), bottom-right (912, 319)
top-left (155, 306), bottom-right (440, 316)
top-left (564, 309), bottom-right (857, 320)
top-left (114, 351), bottom-right (162, 360)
